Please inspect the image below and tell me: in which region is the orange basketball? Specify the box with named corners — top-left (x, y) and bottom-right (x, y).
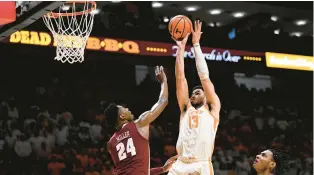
top-left (168, 15), bottom-right (192, 41)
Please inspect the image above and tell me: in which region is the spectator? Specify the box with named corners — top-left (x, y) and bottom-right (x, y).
top-left (55, 119), bottom-right (69, 146)
top-left (6, 98), bottom-right (19, 120)
top-left (14, 134), bottom-right (32, 175)
top-left (47, 155), bottom-right (65, 175)
top-left (89, 120), bottom-right (102, 144)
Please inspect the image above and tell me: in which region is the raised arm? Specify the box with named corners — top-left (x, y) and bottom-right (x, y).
top-left (192, 21), bottom-right (221, 118)
top-left (135, 66), bottom-right (168, 127)
top-left (174, 34), bottom-right (190, 112)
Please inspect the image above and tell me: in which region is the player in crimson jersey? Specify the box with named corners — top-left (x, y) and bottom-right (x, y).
top-left (105, 66), bottom-right (170, 175)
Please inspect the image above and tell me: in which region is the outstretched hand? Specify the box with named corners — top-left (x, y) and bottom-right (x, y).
top-left (155, 66), bottom-right (167, 83)
top-left (172, 33), bottom-right (190, 49)
top-left (191, 20), bottom-right (203, 44)
top-left (162, 155), bottom-right (179, 172)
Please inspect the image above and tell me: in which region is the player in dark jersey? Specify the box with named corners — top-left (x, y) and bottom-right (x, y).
top-left (253, 149), bottom-right (289, 175)
top-left (105, 66), bottom-right (170, 175)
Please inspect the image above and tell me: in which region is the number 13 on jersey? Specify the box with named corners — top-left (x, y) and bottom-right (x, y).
top-left (189, 110), bottom-right (199, 129)
top-left (116, 138), bottom-right (137, 161)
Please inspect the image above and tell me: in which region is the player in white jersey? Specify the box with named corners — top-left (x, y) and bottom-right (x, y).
top-left (168, 20), bottom-right (221, 175)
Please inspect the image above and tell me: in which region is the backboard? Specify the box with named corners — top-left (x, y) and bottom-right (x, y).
top-left (0, 1), bottom-right (64, 41)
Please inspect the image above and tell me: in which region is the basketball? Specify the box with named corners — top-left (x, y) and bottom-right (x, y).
top-left (168, 15), bottom-right (192, 41)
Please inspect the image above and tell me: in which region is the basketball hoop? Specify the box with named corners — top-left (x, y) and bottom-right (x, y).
top-left (43, 1), bottom-right (96, 64)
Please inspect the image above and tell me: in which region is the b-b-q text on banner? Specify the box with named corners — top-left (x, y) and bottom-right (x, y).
top-left (265, 52), bottom-right (314, 71)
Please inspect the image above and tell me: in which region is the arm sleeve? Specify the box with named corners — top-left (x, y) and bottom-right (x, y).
top-left (193, 43), bottom-right (209, 80)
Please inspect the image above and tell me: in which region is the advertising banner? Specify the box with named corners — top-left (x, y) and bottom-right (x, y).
top-left (265, 52), bottom-right (314, 71)
top-left (2, 30), bottom-right (264, 64)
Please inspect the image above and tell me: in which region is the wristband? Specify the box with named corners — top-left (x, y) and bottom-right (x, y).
top-left (193, 43), bottom-right (200, 47)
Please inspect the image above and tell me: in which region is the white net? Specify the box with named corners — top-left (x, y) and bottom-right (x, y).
top-left (43, 2), bottom-right (96, 64)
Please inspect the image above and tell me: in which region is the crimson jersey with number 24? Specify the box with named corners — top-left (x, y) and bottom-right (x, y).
top-left (108, 122), bottom-right (149, 175)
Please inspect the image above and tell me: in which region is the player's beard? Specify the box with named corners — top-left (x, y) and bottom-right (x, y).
top-left (191, 102), bottom-right (203, 109)
top-left (191, 99), bottom-right (204, 109)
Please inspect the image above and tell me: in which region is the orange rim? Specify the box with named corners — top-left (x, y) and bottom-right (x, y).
top-left (44, 1), bottom-right (97, 19)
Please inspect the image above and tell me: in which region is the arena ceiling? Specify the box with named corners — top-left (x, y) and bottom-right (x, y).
top-left (0, 1), bottom-right (312, 42)
top-left (97, 1), bottom-right (313, 37)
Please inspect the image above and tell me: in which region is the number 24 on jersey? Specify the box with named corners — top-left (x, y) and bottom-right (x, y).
top-left (116, 138), bottom-right (137, 161)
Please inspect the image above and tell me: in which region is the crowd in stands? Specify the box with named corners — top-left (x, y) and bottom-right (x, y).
top-left (0, 58), bottom-right (312, 175)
